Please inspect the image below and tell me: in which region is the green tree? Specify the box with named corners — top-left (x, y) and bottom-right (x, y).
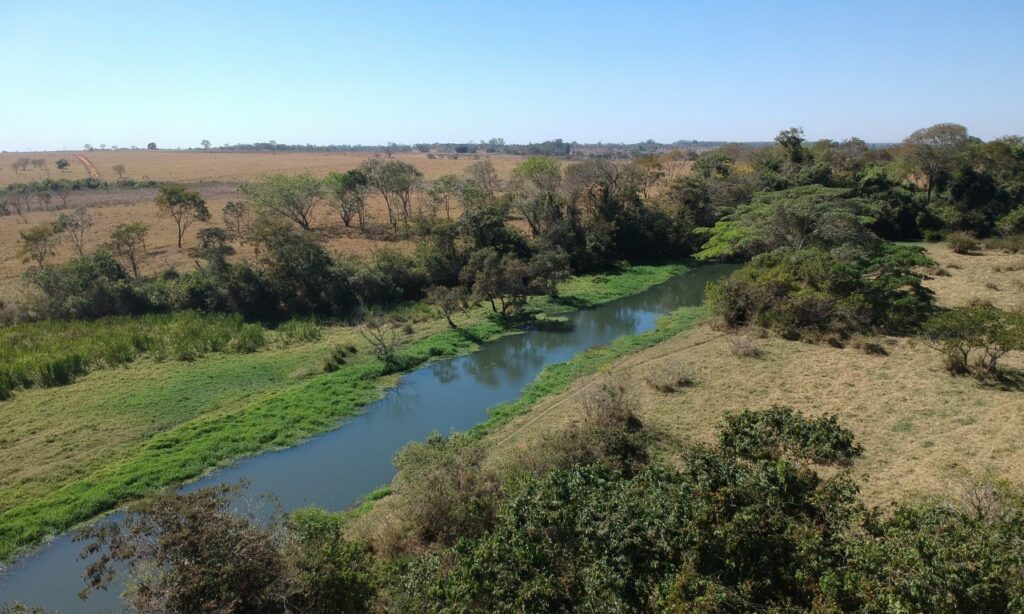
top-left (509, 156), bottom-right (563, 237)
top-left (902, 123), bottom-right (974, 206)
top-left (155, 183), bottom-right (211, 248)
top-left (425, 285), bottom-right (468, 327)
top-left (323, 170), bottom-right (369, 229)
top-left (106, 222), bottom-right (149, 278)
top-left (425, 174), bottom-right (461, 219)
top-left (923, 304), bottom-right (1024, 377)
top-left (17, 224), bottom-right (60, 267)
top-left (360, 159), bottom-right (422, 230)
top-left (695, 185), bottom-right (877, 259)
top-left (55, 158), bottom-right (70, 172)
top-left (239, 173), bottom-right (324, 231)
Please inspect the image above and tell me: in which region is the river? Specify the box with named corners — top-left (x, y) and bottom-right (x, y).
top-left (0, 264), bottom-right (733, 611)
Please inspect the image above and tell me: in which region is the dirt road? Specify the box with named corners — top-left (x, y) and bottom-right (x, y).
top-left (74, 153), bottom-right (101, 179)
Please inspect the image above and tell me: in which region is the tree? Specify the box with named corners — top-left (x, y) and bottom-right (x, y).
top-left (147, 142), bottom-right (157, 150)
top-left (17, 224), bottom-right (60, 267)
top-left (426, 285), bottom-right (468, 327)
top-left (112, 164), bottom-right (126, 180)
top-left (189, 227), bottom-right (235, 272)
top-left (12, 157), bottom-right (30, 173)
top-left (323, 170), bottom-right (369, 230)
top-left (55, 158), bottom-right (70, 172)
top-left (223, 201), bottom-right (255, 244)
top-left (77, 485), bottom-right (288, 613)
top-left (30, 159), bottom-right (46, 170)
top-left (54, 207), bottom-right (94, 256)
top-left (923, 305), bottom-right (1024, 377)
top-left (360, 159), bottom-right (422, 230)
top-left (509, 157), bottom-right (563, 237)
top-left (359, 311), bottom-right (402, 364)
top-left (464, 159), bottom-right (501, 197)
top-left (200, 139), bottom-right (212, 149)
top-left (426, 174), bottom-right (462, 219)
top-left (776, 127), bottom-right (808, 164)
top-left (155, 183), bottom-right (211, 248)
top-left (106, 222), bottom-right (149, 278)
top-left (239, 173), bottom-right (324, 231)
top-left (902, 123), bottom-right (974, 206)
top-left (695, 185), bottom-right (877, 259)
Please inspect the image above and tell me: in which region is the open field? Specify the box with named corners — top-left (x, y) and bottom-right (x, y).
top-left (0, 151), bottom-right (526, 187)
top-left (401, 243), bottom-right (1024, 509)
top-left (0, 263), bottom-right (684, 562)
top-left (0, 151), bottom-right (529, 303)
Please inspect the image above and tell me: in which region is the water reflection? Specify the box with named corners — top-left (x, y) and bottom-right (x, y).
top-left (0, 264), bottom-right (736, 612)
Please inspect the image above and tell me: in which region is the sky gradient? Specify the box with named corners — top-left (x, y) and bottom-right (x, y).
top-left (2, 0), bottom-right (1023, 151)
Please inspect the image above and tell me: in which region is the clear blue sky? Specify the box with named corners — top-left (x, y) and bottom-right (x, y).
top-left (3, 0), bottom-right (1022, 151)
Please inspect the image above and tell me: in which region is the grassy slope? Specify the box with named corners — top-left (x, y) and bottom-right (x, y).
top-left (0, 263), bottom-right (685, 563)
top-left (466, 242), bottom-right (1024, 507)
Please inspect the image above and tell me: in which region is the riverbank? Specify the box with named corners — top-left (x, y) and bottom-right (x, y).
top-left (357, 242), bottom-right (1024, 526)
top-left (0, 262), bottom-right (687, 564)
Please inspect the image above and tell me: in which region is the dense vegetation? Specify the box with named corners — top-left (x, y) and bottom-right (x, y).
top-left (3, 123), bottom-right (1024, 611)
top-left (71, 402), bottom-right (1024, 613)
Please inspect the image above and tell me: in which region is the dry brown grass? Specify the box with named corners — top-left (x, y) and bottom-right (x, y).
top-left (0, 150), bottom-right (523, 187)
top-left (0, 151), bottom-right (532, 303)
top-left (474, 245), bottom-right (1024, 506)
top-left (922, 241), bottom-right (1024, 311)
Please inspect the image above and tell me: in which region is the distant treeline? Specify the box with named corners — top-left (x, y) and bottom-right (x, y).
top-left (191, 138), bottom-right (773, 158)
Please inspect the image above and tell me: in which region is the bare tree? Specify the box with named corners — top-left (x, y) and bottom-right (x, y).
top-left (113, 164), bottom-right (126, 180)
top-left (359, 311), bottom-right (402, 364)
top-left (55, 208), bottom-right (94, 256)
top-left (426, 285), bottom-right (468, 328)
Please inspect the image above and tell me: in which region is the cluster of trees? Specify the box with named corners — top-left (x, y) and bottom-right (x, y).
top-left (0, 177), bottom-right (158, 218)
top-left (7, 158), bottom-right (47, 174)
top-left (71, 399), bottom-right (1024, 613)
top-left (694, 124), bottom-right (1024, 349)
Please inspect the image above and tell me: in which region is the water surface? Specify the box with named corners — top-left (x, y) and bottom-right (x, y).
top-left (0, 264), bottom-right (734, 611)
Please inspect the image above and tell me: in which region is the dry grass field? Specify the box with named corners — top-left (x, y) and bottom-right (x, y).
top-left (0, 150), bottom-right (691, 305)
top-left (0, 151), bottom-right (529, 304)
top-left (0, 150), bottom-right (523, 187)
top-left (476, 243), bottom-right (1024, 506)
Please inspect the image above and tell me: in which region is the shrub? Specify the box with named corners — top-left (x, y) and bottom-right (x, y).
top-left (707, 244), bottom-right (934, 339)
top-left (718, 405), bottom-right (862, 465)
top-left (923, 304), bottom-right (1024, 377)
top-left (729, 332), bottom-right (765, 358)
top-left (645, 364), bottom-right (696, 392)
top-left (985, 234), bottom-right (1024, 253)
top-left (322, 345), bottom-right (348, 373)
top-left (947, 231), bottom-right (979, 254)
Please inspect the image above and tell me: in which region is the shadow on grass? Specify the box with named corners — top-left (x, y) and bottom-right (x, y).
top-left (977, 368), bottom-right (1024, 392)
top-left (549, 295), bottom-right (596, 310)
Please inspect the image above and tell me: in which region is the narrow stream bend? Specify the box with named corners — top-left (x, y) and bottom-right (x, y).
top-left (0, 264), bottom-right (734, 612)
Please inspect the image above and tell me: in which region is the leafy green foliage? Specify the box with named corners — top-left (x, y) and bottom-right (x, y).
top-left (706, 244), bottom-right (934, 339)
top-left (719, 405), bottom-right (862, 465)
top-left (923, 304), bottom-right (1024, 376)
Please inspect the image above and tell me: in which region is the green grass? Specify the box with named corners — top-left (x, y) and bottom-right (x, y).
top-left (470, 305), bottom-right (708, 437)
top-left (0, 262), bottom-right (688, 563)
top-left (0, 311), bottom-right (267, 400)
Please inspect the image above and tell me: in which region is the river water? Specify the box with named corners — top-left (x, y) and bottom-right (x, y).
top-left (0, 264), bottom-right (733, 612)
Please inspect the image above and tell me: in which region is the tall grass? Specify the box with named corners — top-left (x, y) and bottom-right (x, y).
top-left (0, 312), bottom-right (266, 399)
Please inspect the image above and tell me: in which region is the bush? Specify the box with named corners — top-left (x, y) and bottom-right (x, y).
top-left (645, 364), bottom-right (696, 392)
top-left (923, 304), bottom-right (1024, 377)
top-left (718, 405), bottom-right (862, 465)
top-left (322, 345), bottom-right (348, 372)
top-left (947, 231), bottom-right (979, 254)
top-left (729, 332), bottom-right (765, 358)
top-left (707, 244), bottom-right (934, 339)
